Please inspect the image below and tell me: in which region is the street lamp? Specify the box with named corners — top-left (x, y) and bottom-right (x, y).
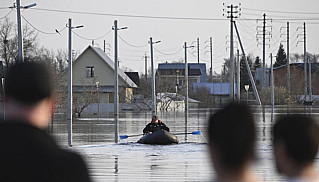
top-left (245, 84), bottom-right (249, 104)
top-left (10, 1), bottom-right (36, 62)
top-left (113, 20), bottom-right (127, 143)
top-left (149, 37), bottom-right (161, 116)
top-left (184, 42), bottom-right (194, 112)
top-left (67, 18), bottom-right (83, 147)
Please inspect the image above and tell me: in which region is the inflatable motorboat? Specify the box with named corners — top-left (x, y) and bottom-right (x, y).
top-left (137, 130), bottom-right (179, 145)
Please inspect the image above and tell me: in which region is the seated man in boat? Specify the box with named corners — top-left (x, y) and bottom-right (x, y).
top-left (143, 115), bottom-right (169, 134)
top-left (207, 102), bottom-right (262, 182)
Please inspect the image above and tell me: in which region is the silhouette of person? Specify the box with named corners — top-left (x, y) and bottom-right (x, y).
top-left (273, 114), bottom-right (319, 181)
top-left (0, 62), bottom-right (91, 182)
top-left (207, 102), bottom-right (262, 182)
top-left (143, 115), bottom-right (169, 134)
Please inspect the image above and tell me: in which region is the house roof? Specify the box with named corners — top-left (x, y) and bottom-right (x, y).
top-left (274, 63), bottom-right (319, 72)
top-left (158, 63), bottom-right (207, 82)
top-left (125, 72), bottom-right (140, 86)
top-left (157, 68), bottom-right (202, 76)
top-left (87, 46), bottom-right (137, 88)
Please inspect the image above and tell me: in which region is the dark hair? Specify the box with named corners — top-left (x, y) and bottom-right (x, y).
top-left (5, 61), bottom-right (54, 105)
top-left (273, 114), bottom-right (319, 166)
top-left (208, 102), bottom-right (256, 169)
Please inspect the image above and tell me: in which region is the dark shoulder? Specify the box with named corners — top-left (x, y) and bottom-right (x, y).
top-left (0, 122), bottom-right (91, 182)
top-left (57, 150), bottom-right (91, 181)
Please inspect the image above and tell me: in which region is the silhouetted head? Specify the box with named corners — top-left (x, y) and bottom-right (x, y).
top-left (4, 61), bottom-right (55, 129)
top-left (5, 61), bottom-right (54, 106)
top-left (273, 114), bottom-right (319, 173)
top-left (208, 102), bottom-right (256, 171)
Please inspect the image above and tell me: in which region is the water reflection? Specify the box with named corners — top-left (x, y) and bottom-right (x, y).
top-left (184, 111), bottom-right (188, 142)
top-left (114, 156), bottom-right (118, 174)
top-left (51, 107), bottom-right (319, 182)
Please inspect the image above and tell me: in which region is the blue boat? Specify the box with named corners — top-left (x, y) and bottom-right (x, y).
top-left (137, 130), bottom-right (179, 145)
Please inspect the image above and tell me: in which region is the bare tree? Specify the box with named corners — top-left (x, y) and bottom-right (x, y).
top-left (0, 18), bottom-right (38, 69)
top-left (73, 78), bottom-right (98, 118)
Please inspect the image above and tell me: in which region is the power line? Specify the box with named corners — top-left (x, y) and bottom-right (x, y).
top-left (243, 7), bottom-right (319, 15)
top-left (31, 7), bottom-right (229, 21)
top-left (0, 9), bottom-right (13, 20)
top-left (72, 29), bottom-right (112, 40)
top-left (154, 47), bottom-right (183, 56)
top-left (118, 33), bottom-right (148, 48)
top-left (187, 50), bottom-right (209, 62)
top-left (21, 15), bottom-right (58, 35)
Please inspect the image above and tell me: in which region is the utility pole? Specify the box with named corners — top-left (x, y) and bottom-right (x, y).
top-left (224, 3), bottom-right (240, 101)
top-left (16, 0), bottom-right (23, 62)
top-left (257, 15), bottom-right (271, 88)
top-left (308, 57), bottom-right (312, 101)
top-left (149, 38), bottom-right (161, 116)
top-left (270, 53), bottom-right (274, 109)
top-left (262, 13), bottom-right (266, 88)
top-left (114, 20), bottom-right (119, 144)
top-left (296, 22), bottom-right (307, 102)
top-left (280, 22), bottom-right (291, 95)
top-left (233, 21), bottom-right (261, 105)
top-left (184, 42), bottom-right (194, 112)
top-left (67, 19), bottom-right (83, 146)
top-left (113, 20), bottom-right (127, 143)
top-left (67, 18), bottom-right (72, 146)
top-left (197, 37), bottom-right (200, 64)
top-left (210, 37), bottom-right (213, 82)
top-left (230, 4), bottom-right (235, 100)
top-left (11, 1), bottom-right (36, 62)
top-left (236, 49), bottom-right (240, 101)
top-left (303, 22), bottom-right (307, 102)
top-left (287, 22), bottom-right (290, 95)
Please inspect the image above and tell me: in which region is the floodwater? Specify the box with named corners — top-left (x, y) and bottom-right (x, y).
top-left (50, 106), bottom-right (319, 182)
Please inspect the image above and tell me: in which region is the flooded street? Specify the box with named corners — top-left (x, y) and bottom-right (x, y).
top-left (51, 106), bottom-right (319, 181)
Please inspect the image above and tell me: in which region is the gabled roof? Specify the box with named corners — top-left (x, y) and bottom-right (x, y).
top-left (125, 72), bottom-right (140, 87)
top-left (84, 46), bottom-right (137, 88)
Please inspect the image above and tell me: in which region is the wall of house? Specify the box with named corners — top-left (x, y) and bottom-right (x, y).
top-left (72, 48), bottom-right (127, 86)
top-left (274, 66), bottom-right (319, 95)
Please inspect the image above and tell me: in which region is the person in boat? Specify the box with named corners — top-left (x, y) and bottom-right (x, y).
top-left (207, 102), bottom-right (262, 182)
top-left (0, 62), bottom-right (91, 182)
top-left (272, 114), bottom-right (319, 182)
top-left (143, 115), bottom-right (169, 134)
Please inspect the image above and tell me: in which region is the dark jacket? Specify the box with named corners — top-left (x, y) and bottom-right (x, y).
top-left (0, 121), bottom-right (91, 182)
top-left (143, 120), bottom-right (170, 134)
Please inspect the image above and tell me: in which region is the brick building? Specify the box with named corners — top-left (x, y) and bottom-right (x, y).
top-left (273, 63), bottom-right (319, 95)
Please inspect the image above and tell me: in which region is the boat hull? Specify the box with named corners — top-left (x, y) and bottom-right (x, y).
top-left (137, 130), bottom-right (179, 145)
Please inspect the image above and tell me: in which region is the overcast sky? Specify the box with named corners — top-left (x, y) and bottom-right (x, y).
top-left (1, 0), bottom-right (319, 74)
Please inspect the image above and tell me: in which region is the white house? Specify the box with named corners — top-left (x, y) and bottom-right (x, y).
top-left (61, 45), bottom-right (137, 115)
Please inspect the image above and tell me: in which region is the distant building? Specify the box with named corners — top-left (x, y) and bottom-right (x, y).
top-left (273, 63), bottom-right (319, 95)
top-left (254, 67), bottom-right (270, 88)
top-left (157, 63), bottom-right (207, 91)
top-left (60, 45), bottom-right (137, 114)
top-left (158, 63), bottom-right (207, 83)
top-left (193, 82), bottom-right (238, 105)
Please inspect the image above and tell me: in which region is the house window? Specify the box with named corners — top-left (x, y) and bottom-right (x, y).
top-left (86, 66), bottom-right (94, 78)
